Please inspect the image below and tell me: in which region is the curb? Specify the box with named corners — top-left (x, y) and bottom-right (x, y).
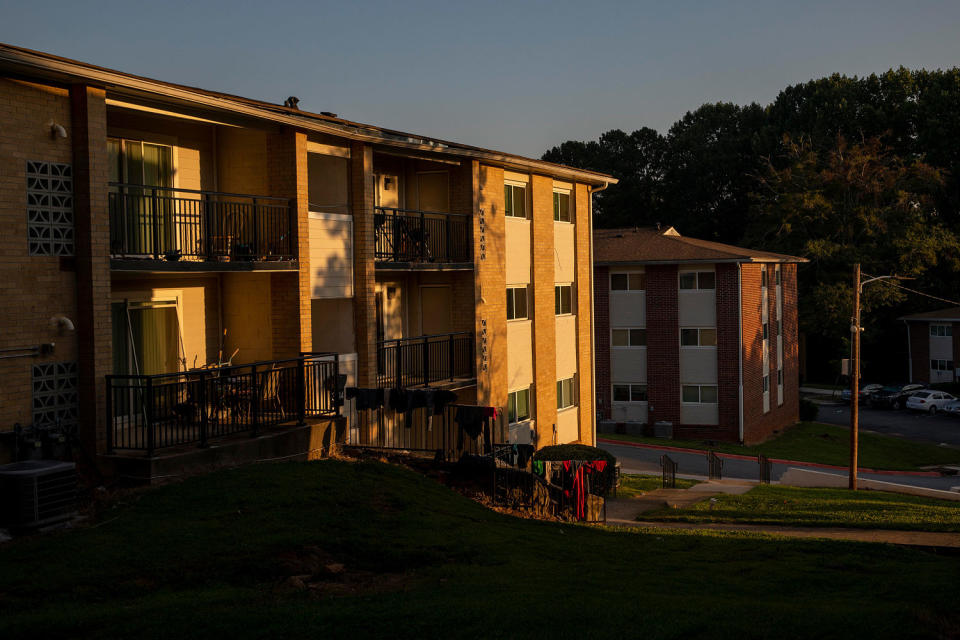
top-left (597, 437), bottom-right (943, 477)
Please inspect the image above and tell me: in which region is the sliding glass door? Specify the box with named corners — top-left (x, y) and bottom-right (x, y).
top-left (108, 138), bottom-right (175, 256)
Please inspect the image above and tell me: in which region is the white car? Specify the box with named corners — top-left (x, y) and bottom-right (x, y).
top-left (943, 400), bottom-right (960, 418)
top-left (905, 390), bottom-right (956, 414)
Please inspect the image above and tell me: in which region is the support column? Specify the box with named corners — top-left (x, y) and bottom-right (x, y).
top-left (70, 84), bottom-right (112, 457)
top-left (531, 175), bottom-right (557, 446)
top-left (646, 264), bottom-right (680, 427)
top-left (475, 162), bottom-right (506, 409)
top-left (351, 142), bottom-right (377, 387)
top-left (575, 183), bottom-right (595, 442)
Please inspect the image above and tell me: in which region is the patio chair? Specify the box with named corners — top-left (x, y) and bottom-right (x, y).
top-left (260, 366), bottom-right (284, 420)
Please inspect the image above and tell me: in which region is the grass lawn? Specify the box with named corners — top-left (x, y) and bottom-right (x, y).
top-left (601, 421), bottom-right (960, 470)
top-left (1, 461), bottom-right (959, 639)
top-left (616, 473), bottom-right (699, 498)
top-left (640, 485), bottom-right (960, 532)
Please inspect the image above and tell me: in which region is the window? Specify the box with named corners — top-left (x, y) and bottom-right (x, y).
top-left (553, 191), bottom-right (571, 222)
top-left (778, 369), bottom-right (784, 385)
top-left (763, 323), bottom-right (769, 340)
top-left (613, 383), bottom-right (647, 402)
top-left (26, 161), bottom-right (74, 256)
top-left (504, 183), bottom-right (527, 218)
top-left (612, 328), bottom-right (646, 347)
top-left (506, 286), bottom-right (528, 320)
top-left (555, 284), bottom-right (573, 315)
top-left (930, 325), bottom-right (953, 337)
top-left (682, 384), bottom-right (717, 404)
top-left (611, 273), bottom-right (645, 291)
top-left (763, 375), bottom-right (770, 393)
top-left (557, 377), bottom-right (576, 409)
top-left (761, 266), bottom-right (768, 289)
top-left (680, 271), bottom-right (715, 290)
top-left (680, 328), bottom-right (716, 347)
top-left (508, 388), bottom-right (530, 423)
top-left (775, 266), bottom-right (781, 286)
top-left (931, 359), bottom-right (954, 371)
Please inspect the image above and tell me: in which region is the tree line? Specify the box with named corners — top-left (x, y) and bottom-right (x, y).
top-left (544, 69), bottom-right (960, 382)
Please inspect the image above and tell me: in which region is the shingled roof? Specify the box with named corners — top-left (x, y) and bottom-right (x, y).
top-left (900, 307), bottom-right (960, 322)
top-left (594, 227), bottom-right (806, 265)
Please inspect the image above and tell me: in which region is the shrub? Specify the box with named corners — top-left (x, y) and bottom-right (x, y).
top-left (799, 397), bottom-right (819, 422)
top-left (533, 444), bottom-right (616, 465)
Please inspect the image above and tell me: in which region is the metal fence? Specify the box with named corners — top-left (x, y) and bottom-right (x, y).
top-left (377, 332), bottom-right (475, 388)
top-left (758, 454), bottom-right (772, 484)
top-left (661, 454), bottom-right (677, 488)
top-left (492, 456), bottom-right (609, 523)
top-left (106, 353), bottom-right (339, 455)
top-left (374, 207), bottom-right (471, 264)
top-left (707, 450), bottom-right (723, 480)
top-left (109, 183), bottom-right (295, 262)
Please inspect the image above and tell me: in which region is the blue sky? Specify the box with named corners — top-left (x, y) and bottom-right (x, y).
top-left (3, 1), bottom-right (959, 158)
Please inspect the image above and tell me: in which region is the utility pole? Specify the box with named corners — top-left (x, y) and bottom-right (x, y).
top-left (850, 264), bottom-right (861, 490)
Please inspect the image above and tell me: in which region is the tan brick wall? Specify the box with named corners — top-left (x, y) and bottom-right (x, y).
top-left (574, 183), bottom-right (594, 444)
top-left (530, 175), bottom-right (557, 446)
top-left (351, 143), bottom-right (377, 386)
top-left (71, 84), bottom-right (113, 456)
top-left (0, 79), bottom-right (80, 460)
top-left (476, 163), bottom-right (505, 410)
top-left (216, 127), bottom-right (268, 195)
top-left (266, 127), bottom-right (311, 357)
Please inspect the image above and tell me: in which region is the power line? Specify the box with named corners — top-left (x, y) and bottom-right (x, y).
top-left (862, 272), bottom-right (960, 307)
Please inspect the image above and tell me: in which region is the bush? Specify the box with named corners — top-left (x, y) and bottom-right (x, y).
top-left (533, 444), bottom-right (616, 465)
top-left (799, 397), bottom-right (819, 421)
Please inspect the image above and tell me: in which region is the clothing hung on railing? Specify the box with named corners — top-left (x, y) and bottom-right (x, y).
top-left (346, 387), bottom-right (384, 411)
top-left (561, 460), bottom-right (609, 521)
top-left (513, 444), bottom-right (535, 469)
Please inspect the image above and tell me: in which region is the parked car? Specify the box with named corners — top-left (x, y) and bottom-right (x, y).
top-left (906, 390), bottom-right (957, 414)
top-left (943, 400), bottom-right (960, 417)
top-left (870, 383), bottom-right (927, 410)
top-left (840, 383), bottom-right (883, 404)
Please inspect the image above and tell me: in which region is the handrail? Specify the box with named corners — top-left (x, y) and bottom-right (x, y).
top-left (376, 206), bottom-right (471, 219)
top-left (376, 331), bottom-right (472, 347)
top-left (109, 182), bottom-right (291, 203)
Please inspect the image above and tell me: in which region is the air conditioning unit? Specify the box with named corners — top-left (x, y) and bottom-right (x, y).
top-left (0, 460), bottom-right (77, 530)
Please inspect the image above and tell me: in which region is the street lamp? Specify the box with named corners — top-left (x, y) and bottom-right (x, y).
top-left (849, 265), bottom-right (898, 490)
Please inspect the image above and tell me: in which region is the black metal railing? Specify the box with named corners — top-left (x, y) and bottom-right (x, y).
top-left (377, 332), bottom-right (475, 388)
top-left (374, 207), bottom-right (471, 264)
top-left (661, 454), bottom-right (677, 488)
top-left (106, 353), bottom-right (339, 455)
top-left (758, 454), bottom-right (771, 484)
top-left (707, 450), bottom-right (723, 480)
top-left (109, 183), bottom-right (295, 262)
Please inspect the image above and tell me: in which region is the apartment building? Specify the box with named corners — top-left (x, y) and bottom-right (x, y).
top-left (594, 227), bottom-right (805, 445)
top-left (0, 44), bottom-right (613, 477)
top-left (900, 307), bottom-right (960, 384)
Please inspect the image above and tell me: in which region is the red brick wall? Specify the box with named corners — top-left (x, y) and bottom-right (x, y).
top-left (909, 322), bottom-right (930, 384)
top-left (645, 264), bottom-right (680, 426)
top-left (714, 263), bottom-right (740, 440)
top-left (594, 265), bottom-right (611, 420)
top-left (740, 263), bottom-right (800, 444)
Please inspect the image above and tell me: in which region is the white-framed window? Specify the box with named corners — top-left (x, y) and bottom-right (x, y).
top-left (611, 272), bottom-right (645, 291)
top-left (680, 328), bottom-right (717, 347)
top-left (931, 359), bottom-right (954, 371)
top-left (681, 384), bottom-right (718, 404)
top-left (613, 383), bottom-right (648, 402)
top-left (612, 328), bottom-right (646, 347)
top-left (763, 375), bottom-right (770, 393)
top-left (761, 265), bottom-right (768, 289)
top-left (930, 324), bottom-right (953, 337)
top-left (762, 323), bottom-right (769, 340)
top-left (555, 284), bottom-right (573, 315)
top-left (504, 183), bottom-right (527, 218)
top-left (553, 190), bottom-right (572, 223)
top-left (775, 265), bottom-right (781, 286)
top-left (557, 377), bottom-right (577, 409)
top-left (506, 286), bottom-right (528, 321)
top-left (777, 369), bottom-right (784, 385)
top-left (507, 387), bottom-right (531, 423)
top-left (679, 271), bottom-right (715, 290)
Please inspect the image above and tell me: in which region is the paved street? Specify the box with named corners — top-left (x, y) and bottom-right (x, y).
top-left (599, 440), bottom-right (960, 492)
top-left (814, 402), bottom-right (960, 447)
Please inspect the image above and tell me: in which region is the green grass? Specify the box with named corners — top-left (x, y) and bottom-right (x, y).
top-left (640, 485), bottom-right (960, 532)
top-left (601, 421), bottom-right (960, 470)
top-left (2, 461), bottom-right (960, 639)
top-left (616, 474), bottom-right (700, 498)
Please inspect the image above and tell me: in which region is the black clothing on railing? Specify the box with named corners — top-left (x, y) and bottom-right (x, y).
top-left (346, 387), bottom-right (384, 411)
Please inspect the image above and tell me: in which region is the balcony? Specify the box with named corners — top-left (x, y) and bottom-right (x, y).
top-left (374, 207), bottom-right (472, 269)
top-left (108, 183), bottom-right (296, 270)
top-left (106, 354), bottom-right (341, 456)
top-left (377, 332), bottom-right (475, 388)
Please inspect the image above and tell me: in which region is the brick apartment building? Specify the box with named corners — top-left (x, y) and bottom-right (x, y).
top-left (0, 44), bottom-right (614, 478)
top-left (900, 307), bottom-right (960, 384)
top-left (594, 227), bottom-right (805, 445)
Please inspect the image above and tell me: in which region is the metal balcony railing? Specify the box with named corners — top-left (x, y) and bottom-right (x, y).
top-left (377, 332), bottom-right (475, 388)
top-left (374, 207), bottom-right (471, 265)
top-left (108, 183), bottom-right (295, 262)
top-left (106, 354), bottom-right (341, 455)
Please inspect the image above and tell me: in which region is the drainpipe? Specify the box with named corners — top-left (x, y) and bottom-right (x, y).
top-left (904, 320), bottom-right (912, 383)
top-left (588, 182), bottom-right (609, 445)
top-left (738, 263), bottom-right (744, 443)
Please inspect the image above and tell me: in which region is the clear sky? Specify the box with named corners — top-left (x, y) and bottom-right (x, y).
top-left (2, 0), bottom-right (959, 158)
